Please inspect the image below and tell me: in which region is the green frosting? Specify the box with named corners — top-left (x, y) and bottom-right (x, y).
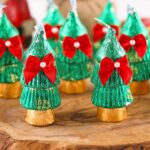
top-left (93, 0), bottom-right (120, 61)
top-left (121, 8), bottom-right (150, 81)
top-left (43, 4), bottom-right (65, 51)
top-left (20, 29), bottom-right (61, 111)
top-left (57, 10), bottom-right (92, 81)
top-left (0, 13), bottom-right (22, 83)
top-left (91, 28), bottom-right (133, 108)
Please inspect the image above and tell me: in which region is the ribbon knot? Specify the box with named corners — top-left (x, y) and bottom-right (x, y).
top-left (24, 53), bottom-right (57, 84)
top-left (62, 34), bottom-right (93, 59)
top-left (99, 56), bottom-right (132, 85)
top-left (0, 36), bottom-right (22, 61)
top-left (44, 24), bottom-right (61, 41)
top-left (119, 34), bottom-right (147, 58)
top-left (93, 24), bottom-right (119, 43)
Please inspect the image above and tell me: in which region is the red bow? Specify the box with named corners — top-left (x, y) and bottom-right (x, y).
top-left (62, 34), bottom-right (93, 59)
top-left (24, 54), bottom-right (57, 84)
top-left (44, 24), bottom-right (61, 41)
top-left (119, 34), bottom-right (147, 58)
top-left (93, 24), bottom-right (119, 43)
top-left (0, 36), bottom-right (22, 61)
top-left (99, 56), bottom-right (132, 85)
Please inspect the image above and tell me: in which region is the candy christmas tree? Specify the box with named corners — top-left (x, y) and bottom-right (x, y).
top-left (0, 5), bottom-right (23, 99)
top-left (92, 0), bottom-right (120, 60)
top-left (91, 24), bottom-right (133, 122)
top-left (43, 0), bottom-right (65, 52)
top-left (57, 0), bottom-right (93, 94)
top-left (119, 6), bottom-right (150, 95)
top-left (4, 0), bottom-right (35, 48)
top-left (20, 24), bottom-right (61, 126)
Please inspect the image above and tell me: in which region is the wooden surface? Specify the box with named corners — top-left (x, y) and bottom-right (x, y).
top-left (0, 80), bottom-right (150, 150)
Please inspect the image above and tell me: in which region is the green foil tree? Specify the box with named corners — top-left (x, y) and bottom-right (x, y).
top-left (92, 0), bottom-right (120, 60)
top-left (0, 8), bottom-right (22, 84)
top-left (43, 0), bottom-right (65, 52)
top-left (91, 27), bottom-right (133, 109)
top-left (57, 10), bottom-right (92, 81)
top-left (20, 25), bottom-right (61, 111)
top-left (120, 7), bottom-right (150, 81)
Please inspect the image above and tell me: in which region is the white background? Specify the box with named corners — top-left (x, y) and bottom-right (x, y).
top-left (116, 0), bottom-right (150, 20)
top-left (27, 0), bottom-right (150, 23)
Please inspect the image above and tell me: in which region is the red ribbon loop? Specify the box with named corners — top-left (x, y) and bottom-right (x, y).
top-left (93, 24), bottom-right (119, 43)
top-left (62, 34), bottom-right (93, 59)
top-left (24, 53), bottom-right (57, 84)
top-left (119, 34), bottom-right (147, 58)
top-left (0, 36), bottom-right (22, 61)
top-left (44, 24), bottom-right (61, 40)
top-left (99, 56), bottom-right (132, 85)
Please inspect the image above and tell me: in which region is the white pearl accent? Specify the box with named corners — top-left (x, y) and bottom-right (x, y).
top-left (114, 62), bottom-right (120, 68)
top-left (51, 27), bottom-right (58, 34)
top-left (130, 40), bottom-right (136, 46)
top-left (40, 62), bottom-right (46, 68)
top-left (102, 27), bottom-right (108, 33)
top-left (5, 41), bottom-right (11, 47)
top-left (74, 42), bottom-right (80, 48)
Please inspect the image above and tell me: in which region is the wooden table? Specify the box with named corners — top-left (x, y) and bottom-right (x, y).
top-left (0, 81), bottom-right (150, 150)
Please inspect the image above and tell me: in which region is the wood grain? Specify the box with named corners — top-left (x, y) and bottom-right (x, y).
top-left (0, 79), bottom-right (150, 149)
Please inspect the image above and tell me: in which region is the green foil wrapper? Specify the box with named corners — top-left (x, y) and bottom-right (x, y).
top-left (24, 32), bottom-right (55, 60)
top-left (93, 0), bottom-right (120, 60)
top-left (96, 29), bottom-right (125, 61)
top-left (130, 40), bottom-right (150, 81)
top-left (0, 63), bottom-right (22, 83)
top-left (0, 13), bottom-right (22, 83)
top-left (121, 9), bottom-right (150, 81)
top-left (121, 10), bottom-right (149, 38)
top-left (20, 30), bottom-right (61, 111)
top-left (98, 0), bottom-right (120, 25)
top-left (57, 10), bottom-right (92, 81)
top-left (20, 85), bottom-right (61, 110)
top-left (0, 14), bottom-right (19, 38)
top-left (21, 71), bottom-right (60, 88)
top-left (91, 63), bottom-right (133, 108)
top-left (91, 28), bottom-right (133, 108)
top-left (43, 5), bottom-right (65, 26)
top-left (43, 4), bottom-right (65, 51)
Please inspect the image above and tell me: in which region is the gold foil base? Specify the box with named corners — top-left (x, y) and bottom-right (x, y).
top-left (130, 80), bottom-right (149, 96)
top-left (97, 107), bottom-right (127, 123)
top-left (25, 109), bottom-right (55, 126)
top-left (59, 79), bottom-right (87, 94)
top-left (0, 81), bottom-right (22, 99)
